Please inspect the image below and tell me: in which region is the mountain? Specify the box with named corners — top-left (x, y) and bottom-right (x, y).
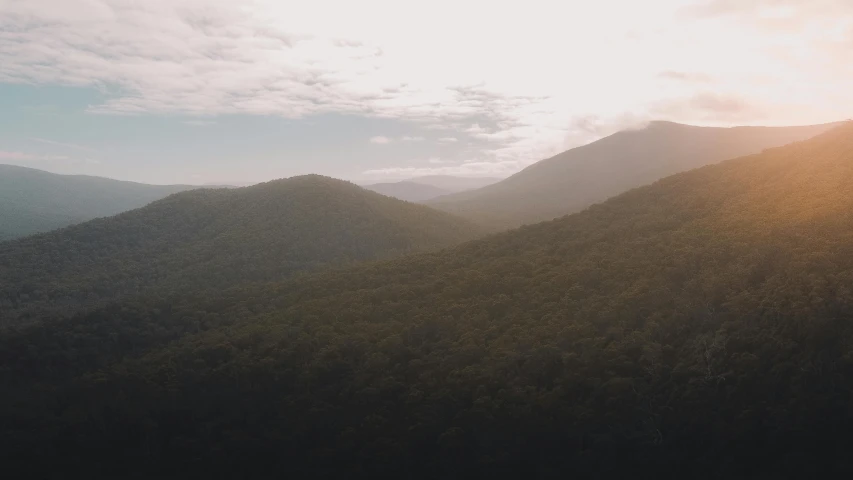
top-left (4, 122), bottom-right (853, 478)
top-left (363, 181), bottom-right (453, 202)
top-left (0, 175), bottom-right (486, 326)
top-left (364, 176), bottom-right (502, 203)
top-left (429, 121), bottom-right (841, 228)
top-left (410, 175), bottom-right (502, 191)
top-left (0, 164), bottom-right (206, 241)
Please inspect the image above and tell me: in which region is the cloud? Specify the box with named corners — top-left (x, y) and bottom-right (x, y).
top-left (652, 92), bottom-right (764, 122)
top-left (428, 157), bottom-right (452, 164)
top-left (369, 135), bottom-right (392, 144)
top-left (438, 137), bottom-right (458, 143)
top-left (658, 71), bottom-right (714, 83)
top-left (686, 0), bottom-right (852, 19)
top-left (400, 135), bottom-right (424, 142)
top-left (1, 0), bottom-right (851, 175)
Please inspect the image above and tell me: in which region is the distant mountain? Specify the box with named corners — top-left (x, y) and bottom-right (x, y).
top-left (429, 121), bottom-right (841, 228)
top-left (6, 123), bottom-right (853, 478)
top-left (410, 175), bottom-right (502, 192)
top-left (0, 164), bottom-right (205, 241)
top-left (0, 175), bottom-right (486, 325)
top-left (364, 176), bottom-right (502, 203)
top-left (363, 181), bottom-right (453, 202)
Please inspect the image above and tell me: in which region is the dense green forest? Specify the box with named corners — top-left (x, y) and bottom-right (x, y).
top-left (3, 123), bottom-right (853, 478)
top-left (0, 164), bottom-right (203, 241)
top-left (430, 121), bottom-right (840, 228)
top-left (0, 175), bottom-right (486, 326)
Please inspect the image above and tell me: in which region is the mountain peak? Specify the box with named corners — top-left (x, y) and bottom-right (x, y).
top-left (429, 121), bottom-right (842, 228)
top-left (0, 173), bottom-right (485, 325)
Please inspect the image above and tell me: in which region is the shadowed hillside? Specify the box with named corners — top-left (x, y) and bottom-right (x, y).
top-left (0, 164), bottom-right (204, 241)
top-left (0, 175), bottom-right (486, 325)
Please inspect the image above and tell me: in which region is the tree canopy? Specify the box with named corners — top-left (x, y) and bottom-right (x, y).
top-left (3, 123), bottom-right (853, 478)
top-left (0, 174), bottom-right (486, 326)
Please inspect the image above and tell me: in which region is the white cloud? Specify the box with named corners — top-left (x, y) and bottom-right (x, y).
top-left (1, 0), bottom-right (851, 174)
top-left (438, 137), bottom-right (458, 143)
top-left (400, 135), bottom-right (424, 142)
top-left (369, 135), bottom-right (392, 144)
top-left (465, 123), bottom-right (488, 134)
top-left (428, 157), bottom-right (451, 164)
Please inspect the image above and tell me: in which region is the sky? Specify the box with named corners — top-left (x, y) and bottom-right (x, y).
top-left (1, 0), bottom-right (852, 185)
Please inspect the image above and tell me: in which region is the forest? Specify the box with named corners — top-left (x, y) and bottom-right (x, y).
top-left (0, 174), bottom-right (485, 326)
top-left (2, 123), bottom-right (853, 478)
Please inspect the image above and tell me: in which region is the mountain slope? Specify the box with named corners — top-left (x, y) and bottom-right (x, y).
top-left (4, 123), bottom-right (853, 478)
top-left (410, 175), bottom-right (501, 191)
top-left (429, 121), bottom-right (841, 228)
top-left (0, 164), bottom-right (203, 241)
top-left (363, 181), bottom-right (452, 202)
top-left (0, 175), bottom-right (486, 325)
top-left (364, 176), bottom-right (502, 203)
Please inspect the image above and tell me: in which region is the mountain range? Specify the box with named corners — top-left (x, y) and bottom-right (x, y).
top-left (364, 175), bottom-right (501, 202)
top-left (0, 175), bottom-right (485, 326)
top-left (0, 164), bottom-right (207, 241)
top-left (429, 121), bottom-right (842, 228)
top-left (3, 121), bottom-right (853, 478)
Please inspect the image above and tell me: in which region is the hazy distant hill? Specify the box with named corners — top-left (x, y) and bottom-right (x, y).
top-left (6, 123), bottom-right (853, 478)
top-left (410, 175), bottom-right (501, 191)
top-left (0, 175), bottom-right (485, 324)
top-left (429, 121), bottom-right (841, 228)
top-left (363, 181), bottom-right (453, 202)
top-left (364, 176), bottom-right (501, 203)
top-left (0, 164), bottom-right (204, 241)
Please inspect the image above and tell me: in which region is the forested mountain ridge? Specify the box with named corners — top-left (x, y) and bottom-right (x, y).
top-left (0, 164), bottom-right (204, 241)
top-left (4, 123), bottom-right (853, 478)
top-left (429, 121), bottom-right (841, 228)
top-left (0, 174), bottom-right (486, 326)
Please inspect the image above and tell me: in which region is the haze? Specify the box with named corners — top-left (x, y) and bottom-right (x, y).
top-left (1, 0), bottom-right (851, 185)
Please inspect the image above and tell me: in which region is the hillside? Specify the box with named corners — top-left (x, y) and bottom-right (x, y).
top-left (410, 175), bottom-right (501, 191)
top-left (0, 164), bottom-right (202, 241)
top-left (429, 121), bottom-right (841, 228)
top-left (363, 181), bottom-right (452, 202)
top-left (4, 123), bottom-right (853, 478)
top-left (364, 176), bottom-right (502, 203)
top-left (0, 175), bottom-right (486, 325)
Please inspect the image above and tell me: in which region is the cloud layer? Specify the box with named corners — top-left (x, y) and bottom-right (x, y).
top-left (2, 0), bottom-right (852, 177)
